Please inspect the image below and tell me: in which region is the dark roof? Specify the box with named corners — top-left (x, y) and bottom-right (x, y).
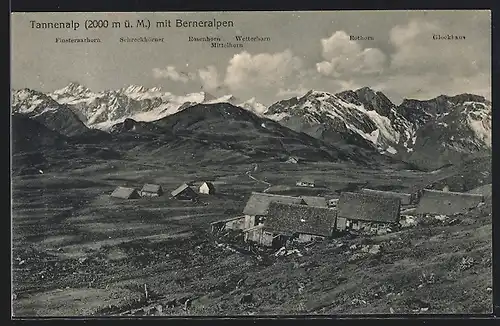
top-left (337, 192), bottom-right (401, 222)
top-left (111, 186), bottom-right (140, 199)
top-left (416, 189), bottom-right (484, 215)
top-left (171, 183), bottom-right (192, 197)
top-left (141, 184), bottom-right (163, 193)
top-left (266, 202), bottom-right (337, 237)
top-left (210, 215), bottom-right (245, 225)
top-left (360, 188), bottom-right (412, 204)
top-left (243, 192), bottom-right (305, 216)
top-left (300, 196), bottom-right (328, 208)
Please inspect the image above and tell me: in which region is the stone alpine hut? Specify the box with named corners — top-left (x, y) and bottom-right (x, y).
top-left (336, 192), bottom-right (401, 232)
top-left (140, 184), bottom-right (164, 197)
top-left (110, 186), bottom-right (141, 199)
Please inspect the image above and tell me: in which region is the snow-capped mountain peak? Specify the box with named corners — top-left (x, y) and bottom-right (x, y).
top-left (53, 82), bottom-right (92, 97)
top-left (15, 82), bottom-right (267, 131)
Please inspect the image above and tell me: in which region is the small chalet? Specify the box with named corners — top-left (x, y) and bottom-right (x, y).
top-left (336, 192), bottom-right (401, 233)
top-left (110, 186), bottom-right (140, 199)
top-left (171, 183), bottom-right (198, 201)
top-left (415, 189), bottom-right (484, 216)
top-left (199, 182), bottom-right (216, 195)
top-left (242, 192), bottom-right (306, 229)
top-left (266, 202), bottom-right (337, 243)
top-left (140, 184), bottom-right (164, 197)
top-left (296, 176), bottom-right (315, 188)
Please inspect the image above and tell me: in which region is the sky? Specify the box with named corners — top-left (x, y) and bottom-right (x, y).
top-left (11, 10), bottom-right (491, 105)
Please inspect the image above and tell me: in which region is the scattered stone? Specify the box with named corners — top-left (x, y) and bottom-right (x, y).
top-left (368, 245), bottom-right (381, 255)
top-left (285, 249), bottom-right (302, 257)
top-left (400, 216), bottom-right (418, 228)
top-left (377, 228), bottom-right (388, 235)
top-left (434, 215), bottom-right (448, 221)
top-left (298, 283), bottom-right (305, 294)
top-left (349, 244), bottom-right (357, 250)
top-left (274, 247), bottom-right (286, 257)
top-left (351, 298), bottom-right (367, 305)
top-left (183, 298), bottom-right (192, 311)
top-left (420, 307), bottom-right (429, 312)
top-left (459, 257), bottom-right (475, 271)
top-left (389, 307), bottom-right (395, 314)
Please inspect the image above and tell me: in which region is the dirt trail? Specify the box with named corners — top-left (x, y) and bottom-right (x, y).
top-left (246, 171), bottom-right (271, 186)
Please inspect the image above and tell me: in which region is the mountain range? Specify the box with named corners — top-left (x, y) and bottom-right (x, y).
top-left (264, 88), bottom-right (491, 169)
top-left (11, 83), bottom-right (491, 171)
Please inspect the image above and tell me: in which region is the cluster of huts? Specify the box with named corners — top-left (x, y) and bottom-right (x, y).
top-left (110, 182), bottom-right (215, 200)
top-left (210, 187), bottom-right (485, 248)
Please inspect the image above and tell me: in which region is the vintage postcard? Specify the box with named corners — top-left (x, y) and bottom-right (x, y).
top-left (10, 10), bottom-right (492, 317)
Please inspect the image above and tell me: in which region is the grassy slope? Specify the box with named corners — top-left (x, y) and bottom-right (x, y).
top-left (11, 153), bottom-right (492, 316)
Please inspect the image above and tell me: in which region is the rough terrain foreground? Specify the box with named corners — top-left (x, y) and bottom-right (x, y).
top-left (11, 157), bottom-right (492, 316)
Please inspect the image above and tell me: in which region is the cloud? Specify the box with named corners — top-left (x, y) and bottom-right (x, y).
top-left (152, 66), bottom-right (192, 83)
top-left (198, 65), bottom-right (221, 91)
top-left (276, 87), bottom-right (309, 98)
top-left (224, 50), bottom-right (304, 92)
top-left (380, 19), bottom-right (491, 102)
top-left (316, 31), bottom-right (387, 78)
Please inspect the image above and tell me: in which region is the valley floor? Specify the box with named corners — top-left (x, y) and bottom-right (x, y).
top-left (11, 159), bottom-right (492, 316)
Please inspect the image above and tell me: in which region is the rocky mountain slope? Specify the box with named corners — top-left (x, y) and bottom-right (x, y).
top-left (11, 83), bottom-right (491, 170)
top-left (11, 89), bottom-right (89, 137)
top-left (17, 82), bottom-right (267, 130)
top-left (265, 88), bottom-right (491, 170)
top-left (109, 103), bottom-right (400, 167)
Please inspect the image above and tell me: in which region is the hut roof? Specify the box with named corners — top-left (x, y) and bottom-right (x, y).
top-left (243, 192), bottom-right (305, 216)
top-left (360, 188), bottom-right (412, 204)
top-left (337, 192), bottom-right (401, 223)
top-left (111, 186), bottom-right (140, 199)
top-left (171, 183), bottom-right (192, 197)
top-left (266, 202), bottom-right (337, 237)
top-left (300, 196), bottom-right (328, 208)
top-left (141, 184), bottom-right (163, 193)
top-left (210, 215), bottom-right (245, 225)
top-left (415, 189), bottom-right (484, 215)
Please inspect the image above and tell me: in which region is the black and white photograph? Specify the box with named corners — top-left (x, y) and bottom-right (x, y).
top-left (10, 10), bottom-right (492, 316)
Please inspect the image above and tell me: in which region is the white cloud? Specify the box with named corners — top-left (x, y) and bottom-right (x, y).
top-left (316, 31), bottom-right (387, 78)
top-left (152, 66), bottom-right (192, 83)
top-left (381, 19), bottom-right (491, 102)
top-left (198, 65), bottom-right (221, 91)
top-left (224, 50), bottom-right (303, 92)
top-left (277, 87), bottom-right (309, 98)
